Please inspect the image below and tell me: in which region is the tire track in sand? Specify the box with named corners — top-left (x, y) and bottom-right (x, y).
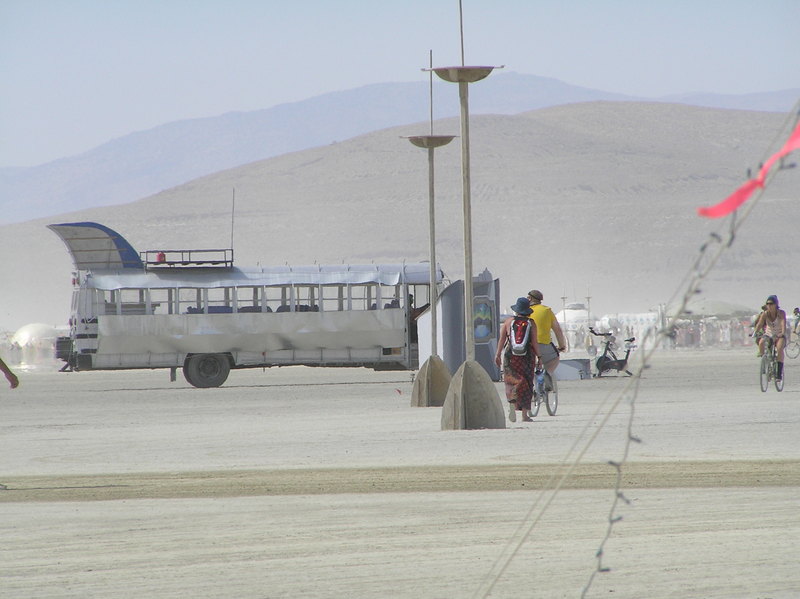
top-left (2, 460), bottom-right (798, 503)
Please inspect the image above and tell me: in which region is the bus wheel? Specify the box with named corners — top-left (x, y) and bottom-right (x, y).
top-left (183, 354), bottom-right (231, 388)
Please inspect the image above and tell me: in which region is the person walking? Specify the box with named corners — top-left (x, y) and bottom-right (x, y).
top-left (527, 290), bottom-right (567, 377)
top-left (495, 297), bottom-right (542, 423)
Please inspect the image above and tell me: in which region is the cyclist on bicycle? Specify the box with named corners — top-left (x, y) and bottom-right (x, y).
top-left (754, 295), bottom-right (787, 381)
top-left (527, 290), bottom-right (567, 380)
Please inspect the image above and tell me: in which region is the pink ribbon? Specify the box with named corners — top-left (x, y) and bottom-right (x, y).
top-left (698, 122), bottom-right (800, 218)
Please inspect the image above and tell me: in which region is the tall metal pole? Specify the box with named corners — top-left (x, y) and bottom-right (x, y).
top-left (405, 130), bottom-right (453, 409)
top-left (458, 80), bottom-right (475, 361)
top-left (432, 65), bottom-right (500, 365)
top-left (406, 53), bottom-right (454, 358)
top-left (427, 145), bottom-right (439, 355)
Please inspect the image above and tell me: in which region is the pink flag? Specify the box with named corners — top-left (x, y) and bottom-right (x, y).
top-left (698, 122), bottom-right (800, 218)
top-left (697, 179), bottom-right (763, 218)
top-left (757, 122), bottom-right (800, 182)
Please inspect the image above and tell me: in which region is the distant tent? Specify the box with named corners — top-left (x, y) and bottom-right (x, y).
top-left (12, 323), bottom-right (59, 347)
top-left (11, 323), bottom-right (63, 366)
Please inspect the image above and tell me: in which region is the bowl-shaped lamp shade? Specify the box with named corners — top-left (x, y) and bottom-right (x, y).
top-left (406, 135), bottom-right (456, 149)
top-left (432, 66), bottom-right (498, 83)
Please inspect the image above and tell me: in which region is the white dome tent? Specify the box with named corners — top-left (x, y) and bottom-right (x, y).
top-left (10, 323), bottom-right (64, 367)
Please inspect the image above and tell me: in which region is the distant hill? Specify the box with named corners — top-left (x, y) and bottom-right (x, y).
top-left (661, 89), bottom-right (800, 113)
top-left (2, 72), bottom-right (797, 224)
top-left (1, 101), bottom-right (797, 333)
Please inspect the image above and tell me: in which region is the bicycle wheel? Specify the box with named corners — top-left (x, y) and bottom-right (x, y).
top-left (787, 341), bottom-right (800, 360)
top-left (529, 393), bottom-right (541, 418)
top-left (545, 372), bottom-right (558, 416)
top-left (775, 362), bottom-right (784, 392)
top-left (759, 354), bottom-right (769, 392)
top-left (595, 356), bottom-right (608, 377)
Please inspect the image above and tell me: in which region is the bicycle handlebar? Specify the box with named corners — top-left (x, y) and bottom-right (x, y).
top-left (588, 327), bottom-right (612, 337)
top-left (589, 327), bottom-right (635, 344)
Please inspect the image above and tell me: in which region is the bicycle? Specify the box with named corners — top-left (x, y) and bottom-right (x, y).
top-left (759, 337), bottom-right (784, 392)
top-left (588, 327), bottom-right (635, 377)
top-left (529, 367), bottom-right (558, 417)
top-left (786, 332), bottom-right (800, 359)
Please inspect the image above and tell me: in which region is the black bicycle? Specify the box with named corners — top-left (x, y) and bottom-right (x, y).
top-left (588, 327), bottom-right (635, 377)
top-left (760, 337), bottom-right (784, 392)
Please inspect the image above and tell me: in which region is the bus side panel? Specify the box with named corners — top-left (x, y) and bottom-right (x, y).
top-left (95, 310), bottom-right (407, 356)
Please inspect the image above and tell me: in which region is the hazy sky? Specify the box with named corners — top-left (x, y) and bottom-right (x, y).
top-left (1, 0), bottom-right (798, 167)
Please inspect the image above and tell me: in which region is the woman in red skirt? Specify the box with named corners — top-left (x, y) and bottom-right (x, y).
top-left (495, 297), bottom-right (542, 422)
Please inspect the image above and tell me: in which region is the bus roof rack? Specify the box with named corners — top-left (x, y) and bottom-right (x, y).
top-left (142, 248), bottom-right (233, 269)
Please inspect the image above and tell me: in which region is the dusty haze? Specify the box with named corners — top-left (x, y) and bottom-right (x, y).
top-left (1, 101), bottom-right (798, 333)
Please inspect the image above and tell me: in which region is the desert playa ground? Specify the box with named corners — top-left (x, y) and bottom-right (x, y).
top-left (1, 348), bottom-right (798, 598)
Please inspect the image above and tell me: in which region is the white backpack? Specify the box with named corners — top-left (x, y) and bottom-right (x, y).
top-left (509, 318), bottom-right (531, 356)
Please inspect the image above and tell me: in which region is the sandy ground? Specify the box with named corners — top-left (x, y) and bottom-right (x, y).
top-left (1, 348), bottom-right (798, 598)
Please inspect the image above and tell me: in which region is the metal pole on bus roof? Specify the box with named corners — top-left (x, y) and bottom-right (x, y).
top-left (230, 188), bottom-right (235, 251)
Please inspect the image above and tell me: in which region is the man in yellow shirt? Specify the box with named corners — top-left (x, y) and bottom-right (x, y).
top-left (527, 290), bottom-right (567, 377)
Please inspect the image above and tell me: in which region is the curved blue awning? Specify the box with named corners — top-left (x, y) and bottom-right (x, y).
top-left (48, 222), bottom-right (144, 271)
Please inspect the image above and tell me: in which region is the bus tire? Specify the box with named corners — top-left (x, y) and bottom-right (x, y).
top-left (183, 353), bottom-right (231, 388)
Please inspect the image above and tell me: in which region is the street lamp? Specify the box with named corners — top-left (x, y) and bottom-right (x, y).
top-left (406, 52), bottom-right (455, 408)
top-left (431, 66), bottom-right (497, 362)
top-left (434, 1), bottom-right (505, 431)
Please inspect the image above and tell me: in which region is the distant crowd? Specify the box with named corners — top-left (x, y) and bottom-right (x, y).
top-left (664, 318), bottom-right (753, 349)
top-left (565, 317), bottom-right (758, 352)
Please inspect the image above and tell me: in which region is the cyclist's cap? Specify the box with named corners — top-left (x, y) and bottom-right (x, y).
top-left (766, 294), bottom-right (778, 305)
top-left (511, 297), bottom-right (533, 315)
top-left (527, 290), bottom-right (544, 302)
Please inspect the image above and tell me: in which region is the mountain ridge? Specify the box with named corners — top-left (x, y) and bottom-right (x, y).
top-left (2, 72), bottom-right (796, 224)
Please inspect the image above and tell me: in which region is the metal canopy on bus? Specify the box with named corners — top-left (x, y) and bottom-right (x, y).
top-left (48, 222), bottom-right (144, 271)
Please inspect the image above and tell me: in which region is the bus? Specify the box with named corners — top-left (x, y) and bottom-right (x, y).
top-left (49, 222), bottom-right (444, 387)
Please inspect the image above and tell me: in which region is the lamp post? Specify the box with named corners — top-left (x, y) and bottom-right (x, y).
top-left (434, 1), bottom-right (506, 431)
top-left (407, 135), bottom-right (453, 355)
top-left (406, 51), bottom-right (455, 358)
top-left (431, 65), bottom-right (496, 362)
top-left (406, 52), bottom-right (455, 408)
top-left (406, 134), bottom-right (455, 408)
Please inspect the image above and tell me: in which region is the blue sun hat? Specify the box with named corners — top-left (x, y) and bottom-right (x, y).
top-left (511, 297), bottom-right (533, 316)
top-left (766, 294), bottom-right (779, 306)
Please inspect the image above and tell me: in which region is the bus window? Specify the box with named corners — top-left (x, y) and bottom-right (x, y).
top-left (292, 284), bottom-right (317, 312)
top-left (350, 283), bottom-right (377, 311)
top-left (234, 286), bottom-right (266, 313)
top-left (320, 284), bottom-right (346, 312)
top-left (176, 288), bottom-right (200, 314)
top-left (205, 287), bottom-right (233, 313)
top-left (148, 288), bottom-right (171, 314)
top-left (378, 284), bottom-right (401, 309)
top-left (107, 288), bottom-right (149, 315)
top-left (259, 286), bottom-right (277, 312)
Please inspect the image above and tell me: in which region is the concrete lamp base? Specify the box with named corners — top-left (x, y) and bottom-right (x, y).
top-left (411, 355), bottom-right (452, 408)
top-left (441, 360), bottom-right (505, 430)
